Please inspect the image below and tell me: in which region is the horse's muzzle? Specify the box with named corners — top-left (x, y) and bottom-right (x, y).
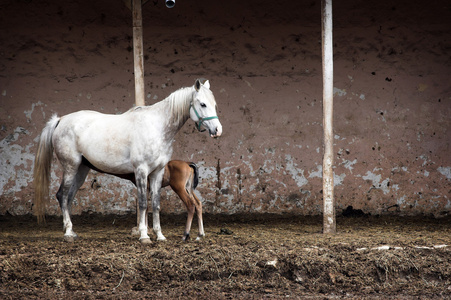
top-left (210, 125), bottom-right (222, 138)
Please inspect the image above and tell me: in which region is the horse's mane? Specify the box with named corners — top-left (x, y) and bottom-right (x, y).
top-left (165, 86), bottom-right (193, 124)
top-left (124, 86), bottom-right (193, 125)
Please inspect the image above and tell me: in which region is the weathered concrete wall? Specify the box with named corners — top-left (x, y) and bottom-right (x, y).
top-left (1, 0), bottom-right (450, 217)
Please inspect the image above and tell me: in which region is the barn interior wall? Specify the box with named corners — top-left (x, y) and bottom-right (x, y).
top-left (0, 0), bottom-right (449, 217)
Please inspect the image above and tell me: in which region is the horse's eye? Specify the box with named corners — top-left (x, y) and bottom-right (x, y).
top-left (200, 103), bottom-right (207, 108)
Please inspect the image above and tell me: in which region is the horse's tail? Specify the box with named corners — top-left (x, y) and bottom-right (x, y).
top-left (33, 115), bottom-right (60, 224)
top-left (188, 162), bottom-right (199, 190)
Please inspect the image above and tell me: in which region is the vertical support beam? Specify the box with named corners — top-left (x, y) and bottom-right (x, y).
top-left (132, 0), bottom-right (145, 106)
top-left (321, 0), bottom-right (335, 234)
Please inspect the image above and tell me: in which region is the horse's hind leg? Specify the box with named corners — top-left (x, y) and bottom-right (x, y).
top-left (56, 171), bottom-right (77, 242)
top-left (56, 164), bottom-right (90, 242)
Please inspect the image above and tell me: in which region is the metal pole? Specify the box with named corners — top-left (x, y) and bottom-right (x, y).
top-left (132, 0), bottom-right (145, 107)
top-left (321, 0), bottom-right (335, 234)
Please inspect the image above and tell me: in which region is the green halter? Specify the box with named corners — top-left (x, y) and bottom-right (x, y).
top-left (190, 103), bottom-right (218, 132)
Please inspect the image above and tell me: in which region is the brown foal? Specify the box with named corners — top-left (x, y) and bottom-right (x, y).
top-left (161, 160), bottom-right (204, 241)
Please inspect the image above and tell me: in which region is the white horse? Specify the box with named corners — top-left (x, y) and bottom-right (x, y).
top-left (33, 78), bottom-right (222, 244)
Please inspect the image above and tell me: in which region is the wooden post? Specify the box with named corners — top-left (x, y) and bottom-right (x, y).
top-left (132, 0), bottom-right (145, 107)
top-left (321, 0), bottom-right (336, 234)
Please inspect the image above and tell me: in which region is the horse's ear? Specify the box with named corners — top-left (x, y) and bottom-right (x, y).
top-left (195, 78), bottom-right (209, 91)
top-left (195, 79), bottom-right (201, 91)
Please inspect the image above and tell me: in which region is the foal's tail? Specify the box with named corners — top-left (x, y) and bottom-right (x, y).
top-left (188, 162), bottom-right (199, 190)
top-left (33, 115), bottom-right (60, 224)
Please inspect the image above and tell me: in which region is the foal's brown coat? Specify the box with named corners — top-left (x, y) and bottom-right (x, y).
top-left (161, 160), bottom-right (204, 240)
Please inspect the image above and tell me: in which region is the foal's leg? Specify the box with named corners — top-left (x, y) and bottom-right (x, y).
top-left (171, 184), bottom-right (195, 241)
top-left (135, 167), bottom-right (151, 244)
top-left (192, 192), bottom-right (205, 240)
top-left (149, 168), bottom-right (166, 241)
top-left (184, 203), bottom-right (195, 241)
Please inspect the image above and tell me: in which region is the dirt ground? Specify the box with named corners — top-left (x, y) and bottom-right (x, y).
top-left (0, 213), bottom-right (450, 299)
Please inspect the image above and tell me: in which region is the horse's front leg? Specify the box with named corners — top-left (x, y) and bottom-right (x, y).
top-left (149, 168), bottom-right (166, 241)
top-left (135, 168), bottom-right (151, 244)
top-left (131, 194), bottom-right (150, 236)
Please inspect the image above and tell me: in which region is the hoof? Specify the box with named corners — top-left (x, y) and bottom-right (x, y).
top-left (140, 238), bottom-right (152, 244)
top-left (156, 236), bottom-right (167, 241)
top-left (63, 235), bottom-right (77, 243)
top-left (182, 234), bottom-right (190, 242)
top-left (196, 235), bottom-right (204, 241)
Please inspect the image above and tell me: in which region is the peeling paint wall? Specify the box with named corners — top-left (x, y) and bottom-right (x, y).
top-left (0, 0), bottom-right (450, 217)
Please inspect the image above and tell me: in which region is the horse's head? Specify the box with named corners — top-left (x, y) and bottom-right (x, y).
top-left (190, 79), bottom-right (223, 138)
